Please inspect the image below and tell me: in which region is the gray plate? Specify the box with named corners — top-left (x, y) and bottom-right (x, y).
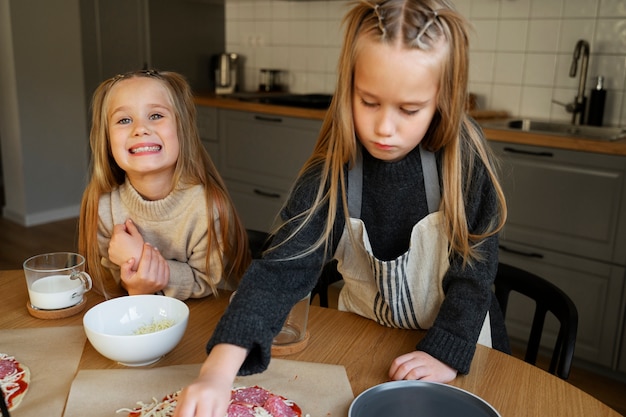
top-left (349, 381), bottom-right (500, 417)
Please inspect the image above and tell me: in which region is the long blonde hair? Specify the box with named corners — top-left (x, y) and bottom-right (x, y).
top-left (271, 0), bottom-right (506, 267)
top-left (78, 70), bottom-right (250, 297)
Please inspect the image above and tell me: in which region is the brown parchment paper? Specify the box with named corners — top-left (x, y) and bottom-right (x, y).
top-left (63, 359), bottom-right (354, 417)
top-left (0, 326), bottom-right (86, 417)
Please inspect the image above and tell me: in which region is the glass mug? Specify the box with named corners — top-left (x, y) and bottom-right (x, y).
top-left (229, 291), bottom-right (310, 346)
top-left (23, 252), bottom-right (92, 310)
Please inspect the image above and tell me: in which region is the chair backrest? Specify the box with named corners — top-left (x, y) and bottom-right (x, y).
top-left (494, 263), bottom-right (578, 380)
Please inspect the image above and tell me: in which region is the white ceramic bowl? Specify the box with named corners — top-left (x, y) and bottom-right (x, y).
top-left (349, 381), bottom-right (500, 417)
top-left (83, 295), bottom-right (189, 366)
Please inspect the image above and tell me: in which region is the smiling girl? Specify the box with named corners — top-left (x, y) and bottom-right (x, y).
top-left (78, 70), bottom-right (250, 300)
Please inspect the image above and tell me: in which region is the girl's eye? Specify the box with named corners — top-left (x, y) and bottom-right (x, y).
top-left (401, 108), bottom-right (420, 116)
top-left (117, 117), bottom-right (131, 125)
top-left (149, 113), bottom-right (164, 120)
top-left (360, 98), bottom-right (377, 108)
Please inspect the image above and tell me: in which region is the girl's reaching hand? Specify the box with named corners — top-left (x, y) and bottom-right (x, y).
top-left (108, 219), bottom-right (144, 268)
top-left (120, 243), bottom-right (170, 294)
top-left (173, 344), bottom-right (247, 417)
top-left (389, 351), bottom-right (457, 383)
top-left (173, 374), bottom-right (232, 417)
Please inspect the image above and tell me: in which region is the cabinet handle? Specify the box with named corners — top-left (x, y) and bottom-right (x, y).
top-left (499, 245), bottom-right (544, 259)
top-left (503, 147), bottom-right (553, 157)
top-left (254, 115), bottom-right (283, 123)
top-left (253, 188), bottom-right (282, 199)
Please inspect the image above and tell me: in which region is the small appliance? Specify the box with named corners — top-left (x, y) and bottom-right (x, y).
top-left (214, 53), bottom-right (239, 95)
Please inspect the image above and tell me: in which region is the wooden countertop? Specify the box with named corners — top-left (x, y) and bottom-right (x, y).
top-left (1, 269), bottom-right (621, 417)
top-left (194, 93), bottom-right (626, 157)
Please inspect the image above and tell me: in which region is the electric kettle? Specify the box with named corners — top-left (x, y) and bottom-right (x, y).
top-left (214, 53), bottom-right (239, 94)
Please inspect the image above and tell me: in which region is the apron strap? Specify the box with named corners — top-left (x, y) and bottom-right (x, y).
top-left (348, 147), bottom-right (363, 218)
top-left (419, 145), bottom-right (440, 213)
top-left (348, 145), bottom-right (440, 218)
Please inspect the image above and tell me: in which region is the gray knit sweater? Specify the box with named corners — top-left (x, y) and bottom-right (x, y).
top-left (209, 142), bottom-right (509, 375)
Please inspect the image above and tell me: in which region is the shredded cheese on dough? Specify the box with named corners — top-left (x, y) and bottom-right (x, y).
top-left (0, 353), bottom-right (25, 402)
top-left (133, 318), bottom-right (175, 335)
top-left (116, 390), bottom-right (179, 417)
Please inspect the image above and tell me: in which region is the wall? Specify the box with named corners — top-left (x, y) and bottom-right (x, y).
top-left (0, 0), bottom-right (89, 226)
top-left (225, 0), bottom-right (626, 127)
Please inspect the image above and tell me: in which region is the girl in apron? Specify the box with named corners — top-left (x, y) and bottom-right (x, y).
top-left (174, 2), bottom-right (509, 416)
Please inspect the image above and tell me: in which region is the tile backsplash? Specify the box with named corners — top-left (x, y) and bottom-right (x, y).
top-left (225, 0), bottom-right (626, 127)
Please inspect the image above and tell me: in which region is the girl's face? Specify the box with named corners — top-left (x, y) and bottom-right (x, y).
top-left (352, 38), bottom-right (442, 162)
top-left (107, 77), bottom-right (179, 182)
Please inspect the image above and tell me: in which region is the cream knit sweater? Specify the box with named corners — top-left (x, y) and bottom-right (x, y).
top-left (97, 178), bottom-right (222, 299)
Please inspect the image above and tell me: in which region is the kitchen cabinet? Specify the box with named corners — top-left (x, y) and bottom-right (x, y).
top-left (197, 106), bottom-right (220, 170)
top-left (218, 109), bottom-right (321, 232)
top-left (489, 140), bottom-right (626, 369)
top-left (79, 0), bottom-right (224, 102)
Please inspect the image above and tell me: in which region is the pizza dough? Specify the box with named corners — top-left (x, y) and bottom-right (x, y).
top-left (0, 353), bottom-right (30, 411)
top-left (118, 385), bottom-right (302, 417)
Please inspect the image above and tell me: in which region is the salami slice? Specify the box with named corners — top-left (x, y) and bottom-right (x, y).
top-left (231, 386), bottom-right (271, 406)
top-left (264, 394), bottom-right (300, 417)
top-left (227, 402), bottom-right (256, 417)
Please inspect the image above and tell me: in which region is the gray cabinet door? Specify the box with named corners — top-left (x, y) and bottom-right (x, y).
top-left (219, 110), bottom-right (320, 191)
top-left (490, 142), bottom-right (626, 265)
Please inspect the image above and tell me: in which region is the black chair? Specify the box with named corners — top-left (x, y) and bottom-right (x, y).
top-left (494, 262), bottom-right (578, 380)
top-left (246, 229), bottom-right (271, 259)
top-left (311, 260), bottom-right (343, 307)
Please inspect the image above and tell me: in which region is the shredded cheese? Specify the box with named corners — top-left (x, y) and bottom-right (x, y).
top-left (133, 318), bottom-right (175, 335)
top-left (116, 390), bottom-right (179, 417)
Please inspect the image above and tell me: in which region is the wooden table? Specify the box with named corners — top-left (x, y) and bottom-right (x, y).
top-left (0, 269), bottom-right (620, 416)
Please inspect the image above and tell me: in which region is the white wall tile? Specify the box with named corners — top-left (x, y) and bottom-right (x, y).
top-left (562, 0), bottom-right (599, 18)
top-left (524, 53), bottom-right (558, 86)
top-left (500, 0), bottom-right (531, 19)
top-left (491, 85), bottom-right (522, 116)
top-left (594, 19), bottom-right (626, 54)
top-left (527, 20), bottom-right (561, 53)
top-left (471, 19), bottom-right (498, 51)
top-left (598, 0), bottom-right (626, 18)
top-left (469, 51), bottom-right (496, 83)
top-left (558, 20), bottom-right (595, 53)
top-left (529, 0), bottom-right (563, 19)
top-left (521, 86), bottom-right (554, 119)
top-left (496, 20), bottom-right (528, 52)
top-left (494, 52), bottom-right (525, 84)
top-left (470, 0), bottom-right (500, 19)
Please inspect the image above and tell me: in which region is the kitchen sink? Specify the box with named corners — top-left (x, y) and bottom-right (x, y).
top-left (224, 92), bottom-right (333, 109)
top-left (483, 118), bottom-right (626, 141)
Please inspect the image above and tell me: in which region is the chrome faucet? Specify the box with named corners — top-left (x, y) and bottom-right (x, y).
top-left (552, 40), bottom-right (590, 125)
top-left (568, 40), bottom-right (591, 125)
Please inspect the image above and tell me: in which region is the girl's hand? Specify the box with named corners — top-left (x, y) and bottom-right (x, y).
top-left (389, 351), bottom-right (457, 383)
top-left (120, 243), bottom-right (169, 294)
top-left (174, 344), bottom-right (247, 417)
top-left (108, 219), bottom-right (144, 268)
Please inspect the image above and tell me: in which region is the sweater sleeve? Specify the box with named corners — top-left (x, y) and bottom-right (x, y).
top-left (416, 142), bottom-right (502, 374)
top-left (206, 167), bottom-right (344, 375)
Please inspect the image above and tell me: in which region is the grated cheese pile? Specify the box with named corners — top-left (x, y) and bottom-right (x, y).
top-left (116, 390), bottom-right (179, 417)
top-left (133, 318), bottom-right (175, 335)
top-left (0, 353), bottom-right (25, 400)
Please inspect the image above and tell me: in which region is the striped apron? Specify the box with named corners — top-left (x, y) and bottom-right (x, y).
top-left (335, 146), bottom-right (492, 347)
